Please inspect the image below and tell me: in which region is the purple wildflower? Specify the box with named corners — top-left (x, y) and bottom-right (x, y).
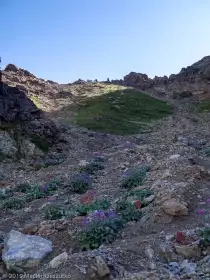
top-left (82, 217), bottom-right (88, 225)
top-left (205, 198), bottom-right (210, 203)
top-left (93, 210), bottom-right (106, 219)
top-left (197, 209), bottom-right (206, 215)
top-left (106, 209), bottom-right (117, 218)
top-left (41, 185), bottom-right (47, 192)
top-left (123, 169), bottom-right (131, 177)
top-left (74, 172), bottom-right (92, 184)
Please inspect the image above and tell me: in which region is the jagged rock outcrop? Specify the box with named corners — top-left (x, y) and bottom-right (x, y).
top-left (111, 56), bottom-right (210, 99)
top-left (0, 84), bottom-right (41, 122)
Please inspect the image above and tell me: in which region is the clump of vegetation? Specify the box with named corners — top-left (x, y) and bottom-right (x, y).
top-left (121, 165), bottom-right (150, 189)
top-left (203, 147), bottom-right (210, 157)
top-left (198, 100), bottom-right (210, 112)
top-left (44, 204), bottom-right (65, 220)
top-left (76, 198), bottom-right (110, 216)
top-left (116, 199), bottom-right (142, 222)
top-left (76, 89), bottom-right (172, 135)
top-left (120, 203), bottom-right (142, 222)
top-left (69, 172), bottom-right (92, 194)
top-left (0, 189), bottom-right (14, 200)
top-left (14, 183), bottom-right (32, 193)
top-left (26, 181), bottom-right (59, 202)
top-left (199, 227), bottom-right (210, 246)
top-left (0, 197), bottom-right (25, 210)
top-left (80, 212), bottom-right (124, 250)
top-left (14, 179), bottom-right (60, 203)
top-left (80, 161), bottom-right (104, 175)
top-left (128, 189), bottom-right (154, 206)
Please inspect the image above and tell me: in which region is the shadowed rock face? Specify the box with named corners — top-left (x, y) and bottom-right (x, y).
top-left (0, 84), bottom-right (41, 122)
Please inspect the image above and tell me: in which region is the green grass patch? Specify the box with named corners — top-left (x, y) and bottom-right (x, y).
top-left (75, 89), bottom-right (172, 135)
top-left (197, 100), bottom-right (210, 112)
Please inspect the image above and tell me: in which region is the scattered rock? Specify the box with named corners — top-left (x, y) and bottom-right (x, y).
top-left (169, 154), bottom-right (180, 160)
top-left (175, 244), bottom-right (201, 258)
top-left (162, 199), bottom-right (188, 216)
top-left (145, 247), bottom-right (155, 260)
top-left (159, 242), bottom-right (178, 262)
top-left (143, 195), bottom-right (155, 204)
top-left (49, 252), bottom-right (68, 269)
top-left (180, 259), bottom-right (197, 276)
top-left (95, 256), bottom-right (110, 277)
top-left (2, 230), bottom-right (52, 272)
top-left (22, 223), bottom-right (38, 235)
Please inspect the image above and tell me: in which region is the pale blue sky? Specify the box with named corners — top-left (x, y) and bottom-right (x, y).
top-left (1, 0), bottom-right (210, 83)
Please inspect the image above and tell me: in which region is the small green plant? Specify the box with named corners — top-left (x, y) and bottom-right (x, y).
top-left (203, 147), bottom-right (210, 157)
top-left (116, 199), bottom-right (142, 222)
top-left (198, 101), bottom-right (210, 112)
top-left (128, 189), bottom-right (153, 206)
top-left (0, 189), bottom-right (14, 201)
top-left (69, 172), bottom-right (92, 194)
top-left (14, 183), bottom-right (32, 193)
top-left (199, 227), bottom-right (210, 246)
top-left (0, 197), bottom-right (25, 210)
top-left (80, 161), bottom-right (104, 175)
top-left (76, 199), bottom-right (110, 216)
top-left (46, 179), bottom-right (60, 192)
top-left (121, 165), bottom-right (150, 189)
top-left (120, 203), bottom-right (142, 222)
top-left (44, 204), bottom-right (65, 220)
top-left (80, 216), bottom-right (124, 250)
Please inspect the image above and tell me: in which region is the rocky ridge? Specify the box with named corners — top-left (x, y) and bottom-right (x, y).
top-left (111, 55), bottom-right (210, 100)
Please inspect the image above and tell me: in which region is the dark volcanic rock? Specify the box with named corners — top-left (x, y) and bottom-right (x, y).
top-left (24, 119), bottom-right (61, 148)
top-left (0, 84), bottom-right (41, 122)
top-left (4, 64), bottom-right (19, 72)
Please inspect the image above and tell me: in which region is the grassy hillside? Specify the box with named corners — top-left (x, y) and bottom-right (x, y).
top-left (75, 88), bottom-right (173, 135)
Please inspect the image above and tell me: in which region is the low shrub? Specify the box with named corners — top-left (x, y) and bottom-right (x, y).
top-left (76, 199), bottom-right (110, 216)
top-left (121, 165), bottom-right (150, 189)
top-left (116, 199), bottom-right (142, 222)
top-left (69, 172), bottom-right (92, 194)
top-left (14, 183), bottom-right (32, 193)
top-left (120, 203), bottom-right (142, 222)
top-left (127, 189), bottom-right (154, 206)
top-left (44, 204), bottom-right (65, 220)
top-left (80, 211), bottom-right (124, 250)
top-left (199, 227), bottom-right (210, 246)
top-left (0, 197), bottom-right (25, 210)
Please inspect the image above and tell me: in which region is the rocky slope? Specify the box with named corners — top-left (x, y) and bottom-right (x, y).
top-left (1, 57), bottom-right (210, 279)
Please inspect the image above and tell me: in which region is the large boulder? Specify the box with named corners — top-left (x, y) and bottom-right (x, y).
top-left (0, 131), bottom-right (17, 158)
top-left (0, 84), bottom-right (41, 122)
top-left (2, 230), bottom-right (52, 272)
top-left (24, 119), bottom-right (62, 151)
